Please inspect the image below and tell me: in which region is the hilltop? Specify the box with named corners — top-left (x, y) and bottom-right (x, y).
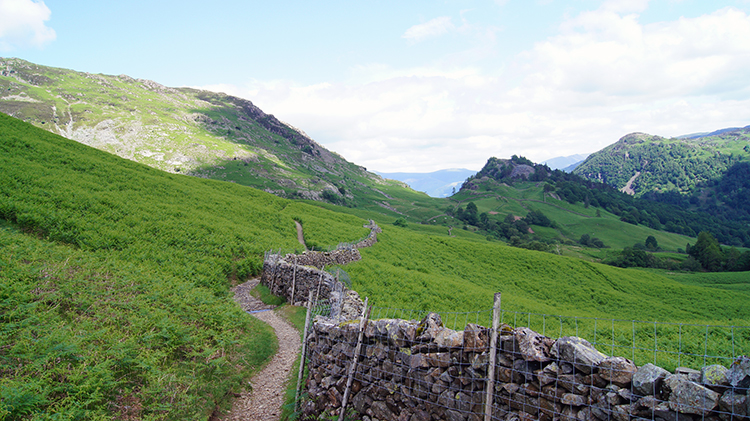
top-left (0, 57), bottom-right (410, 207)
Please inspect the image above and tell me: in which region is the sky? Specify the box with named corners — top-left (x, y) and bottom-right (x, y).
top-left (2, 0), bottom-right (750, 173)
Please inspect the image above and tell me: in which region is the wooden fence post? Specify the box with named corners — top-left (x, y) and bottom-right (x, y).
top-left (295, 291), bottom-right (314, 411)
top-left (290, 255), bottom-right (297, 304)
top-left (484, 292), bottom-right (501, 421)
top-left (339, 297), bottom-right (370, 421)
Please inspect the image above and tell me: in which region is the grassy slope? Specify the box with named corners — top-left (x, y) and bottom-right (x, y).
top-left (573, 131), bottom-right (750, 195)
top-left (0, 58), bottom-right (393, 203)
top-left (0, 113), bottom-right (369, 420)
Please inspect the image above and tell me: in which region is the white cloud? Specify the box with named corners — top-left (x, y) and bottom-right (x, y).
top-left (0, 0), bottom-right (55, 51)
top-left (601, 0), bottom-right (651, 14)
top-left (402, 16), bottom-right (455, 43)
top-left (202, 6), bottom-right (750, 173)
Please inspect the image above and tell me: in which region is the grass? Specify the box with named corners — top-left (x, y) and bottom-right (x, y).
top-left (251, 283), bottom-right (287, 306)
top-left (662, 270), bottom-right (750, 293)
top-left (0, 113), bottom-right (371, 419)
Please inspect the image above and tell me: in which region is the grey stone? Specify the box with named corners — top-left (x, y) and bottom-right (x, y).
top-left (665, 374), bottom-right (720, 415)
top-left (561, 393), bottom-right (587, 407)
top-left (434, 328), bottom-right (464, 349)
top-left (551, 336), bottom-right (607, 374)
top-left (369, 400), bottom-right (396, 421)
top-left (426, 352), bottom-right (451, 368)
top-left (416, 312), bottom-right (443, 341)
top-left (514, 327), bottom-right (553, 362)
top-left (409, 410), bottom-right (430, 421)
top-left (633, 363), bottom-right (670, 396)
top-left (409, 354), bottom-right (430, 369)
top-left (726, 356), bottom-right (750, 390)
top-left (597, 356), bottom-right (637, 387)
top-left (463, 323), bottom-right (488, 351)
top-left (471, 352), bottom-right (489, 371)
top-left (675, 367), bottom-right (701, 383)
top-left (353, 390), bottom-right (374, 415)
top-left (719, 389), bottom-right (749, 417)
top-left (702, 364), bottom-right (729, 388)
top-left (446, 409), bottom-right (466, 421)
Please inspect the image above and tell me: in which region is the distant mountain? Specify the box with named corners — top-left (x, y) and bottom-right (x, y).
top-left (542, 154), bottom-right (589, 171)
top-left (0, 57), bottom-right (408, 208)
top-left (677, 125), bottom-right (750, 140)
top-left (376, 168), bottom-right (477, 197)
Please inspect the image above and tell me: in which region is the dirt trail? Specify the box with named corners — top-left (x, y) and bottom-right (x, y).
top-left (218, 279), bottom-right (301, 421)
top-left (294, 220), bottom-right (307, 250)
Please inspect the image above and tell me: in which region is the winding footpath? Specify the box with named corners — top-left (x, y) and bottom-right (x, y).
top-left (218, 278), bottom-right (301, 421)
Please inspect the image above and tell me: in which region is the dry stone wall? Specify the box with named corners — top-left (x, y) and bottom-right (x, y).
top-left (302, 311), bottom-right (750, 421)
top-left (260, 221), bottom-right (380, 305)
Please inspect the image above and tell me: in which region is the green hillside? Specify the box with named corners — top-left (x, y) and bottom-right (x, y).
top-left (0, 112), bottom-right (370, 419)
top-left (0, 57), bottom-right (413, 208)
top-left (573, 129), bottom-right (750, 197)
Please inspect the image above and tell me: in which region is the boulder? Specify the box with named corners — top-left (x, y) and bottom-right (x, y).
top-left (561, 393), bottom-right (587, 407)
top-left (550, 336), bottom-right (607, 374)
top-left (632, 363), bottom-right (670, 396)
top-left (369, 400), bottom-right (396, 421)
top-left (434, 328), bottom-right (464, 349)
top-left (597, 356), bottom-right (637, 387)
top-left (675, 367), bottom-right (701, 383)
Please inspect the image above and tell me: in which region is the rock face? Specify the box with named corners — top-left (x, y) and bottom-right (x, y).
top-left (302, 315), bottom-right (750, 421)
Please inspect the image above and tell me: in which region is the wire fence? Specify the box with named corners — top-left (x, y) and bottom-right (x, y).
top-left (300, 298), bottom-right (750, 421)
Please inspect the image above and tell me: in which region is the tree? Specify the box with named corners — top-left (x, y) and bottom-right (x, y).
top-left (645, 235), bottom-right (658, 251)
top-left (689, 231), bottom-right (724, 271)
top-left (464, 202), bottom-right (479, 226)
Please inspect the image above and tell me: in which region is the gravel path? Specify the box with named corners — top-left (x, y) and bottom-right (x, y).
top-left (217, 279), bottom-right (301, 421)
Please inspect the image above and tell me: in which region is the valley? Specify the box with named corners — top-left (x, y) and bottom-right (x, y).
top-left (1, 59), bottom-right (749, 420)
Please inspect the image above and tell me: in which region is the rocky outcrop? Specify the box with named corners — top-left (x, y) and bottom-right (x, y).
top-left (301, 311), bottom-right (750, 421)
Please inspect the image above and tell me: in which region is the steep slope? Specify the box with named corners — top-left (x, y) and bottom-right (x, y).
top-left (0, 57), bottom-right (399, 205)
top-left (573, 128), bottom-right (750, 197)
top-left (0, 112), bottom-right (371, 419)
